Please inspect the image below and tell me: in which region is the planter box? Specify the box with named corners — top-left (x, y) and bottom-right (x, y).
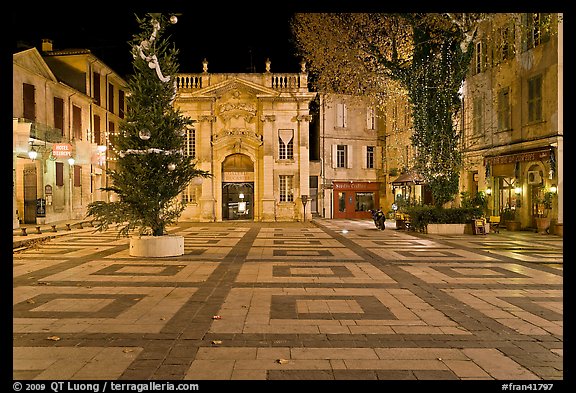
top-left (426, 223), bottom-right (468, 234)
top-left (129, 235), bottom-right (184, 257)
top-left (554, 223), bottom-right (563, 237)
top-left (535, 217), bottom-right (551, 234)
top-left (506, 221), bottom-right (521, 231)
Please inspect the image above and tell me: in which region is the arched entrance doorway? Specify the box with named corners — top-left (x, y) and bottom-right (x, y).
top-left (222, 153), bottom-right (254, 220)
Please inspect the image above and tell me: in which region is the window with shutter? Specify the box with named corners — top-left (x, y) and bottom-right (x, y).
top-left (23, 83), bottom-right (35, 121)
top-left (366, 146), bottom-right (375, 169)
top-left (366, 107), bottom-right (376, 130)
top-left (119, 90), bottom-right (125, 119)
top-left (74, 166), bottom-right (81, 187)
top-left (93, 72), bottom-right (101, 106)
top-left (56, 162), bottom-right (64, 186)
top-left (72, 105), bottom-right (82, 140)
top-left (108, 83), bottom-right (115, 114)
top-left (528, 75), bottom-right (542, 123)
top-left (336, 103), bottom-right (347, 128)
top-left (54, 97), bottom-right (64, 135)
top-left (94, 115), bottom-right (101, 145)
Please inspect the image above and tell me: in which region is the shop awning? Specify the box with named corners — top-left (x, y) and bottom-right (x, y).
top-left (391, 172), bottom-right (426, 186)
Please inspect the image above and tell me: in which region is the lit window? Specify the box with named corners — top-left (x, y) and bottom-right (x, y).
top-left (279, 175), bottom-right (294, 202)
top-left (528, 75), bottom-right (542, 123)
top-left (366, 146), bottom-right (374, 169)
top-left (337, 145), bottom-right (347, 168)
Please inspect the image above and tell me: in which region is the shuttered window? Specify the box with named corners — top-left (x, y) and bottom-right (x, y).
top-left (54, 97), bottom-right (64, 135)
top-left (23, 83), bottom-right (35, 121)
top-left (55, 162), bottom-right (64, 186)
top-left (336, 103), bottom-right (347, 128)
top-left (108, 83), bottom-right (115, 114)
top-left (94, 114), bottom-right (101, 145)
top-left (119, 90), bottom-right (125, 118)
top-left (74, 165), bottom-right (81, 187)
top-left (93, 72), bottom-right (101, 106)
top-left (72, 105), bottom-right (82, 140)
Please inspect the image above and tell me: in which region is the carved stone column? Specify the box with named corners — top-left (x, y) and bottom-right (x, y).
top-left (260, 114), bottom-right (276, 221)
top-left (297, 114), bottom-right (312, 221)
top-left (197, 115), bottom-right (216, 222)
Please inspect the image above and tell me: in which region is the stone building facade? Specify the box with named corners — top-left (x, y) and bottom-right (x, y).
top-left (174, 63), bottom-right (316, 222)
top-left (460, 13), bottom-right (563, 231)
top-left (316, 94), bottom-right (384, 219)
top-left (12, 40), bottom-right (127, 228)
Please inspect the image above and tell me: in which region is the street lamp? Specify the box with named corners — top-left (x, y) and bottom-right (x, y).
top-left (68, 157), bottom-right (75, 218)
top-left (301, 195), bottom-right (308, 222)
top-left (28, 146), bottom-right (38, 160)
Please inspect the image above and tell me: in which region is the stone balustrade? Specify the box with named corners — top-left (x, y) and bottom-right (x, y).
top-left (175, 72), bottom-right (308, 92)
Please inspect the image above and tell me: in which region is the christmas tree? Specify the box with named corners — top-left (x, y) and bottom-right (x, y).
top-left (87, 13), bottom-right (210, 237)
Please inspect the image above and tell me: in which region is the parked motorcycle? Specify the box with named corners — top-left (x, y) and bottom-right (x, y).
top-left (369, 209), bottom-right (386, 230)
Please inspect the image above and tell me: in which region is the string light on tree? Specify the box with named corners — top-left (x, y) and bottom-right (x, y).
top-left (86, 13), bottom-right (210, 238)
top-left (139, 129), bottom-right (151, 140)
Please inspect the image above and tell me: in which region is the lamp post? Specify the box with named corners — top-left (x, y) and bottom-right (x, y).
top-left (68, 157), bottom-right (75, 218)
top-left (301, 195), bottom-right (308, 222)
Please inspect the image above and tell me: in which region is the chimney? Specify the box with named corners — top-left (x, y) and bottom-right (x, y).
top-left (41, 38), bottom-right (53, 52)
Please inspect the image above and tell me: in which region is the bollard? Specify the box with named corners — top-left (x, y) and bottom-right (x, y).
top-left (77, 222), bottom-right (83, 229)
top-left (51, 225), bottom-right (57, 232)
top-left (36, 226), bottom-right (42, 234)
top-left (66, 223), bottom-right (71, 231)
top-left (20, 228), bottom-right (28, 236)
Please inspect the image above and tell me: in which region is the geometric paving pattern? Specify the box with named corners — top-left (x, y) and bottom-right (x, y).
top-left (13, 219), bottom-right (563, 381)
top-left (13, 286), bottom-right (198, 333)
top-left (209, 287), bottom-right (469, 335)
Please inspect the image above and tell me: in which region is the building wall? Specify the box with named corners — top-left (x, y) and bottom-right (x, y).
top-left (12, 45), bottom-right (127, 227)
top-left (461, 13), bottom-right (562, 229)
top-left (318, 94), bottom-right (382, 219)
top-left (174, 69), bottom-right (316, 222)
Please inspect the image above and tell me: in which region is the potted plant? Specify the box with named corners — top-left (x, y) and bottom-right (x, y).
top-left (534, 191), bottom-right (554, 234)
top-left (86, 14), bottom-right (210, 257)
top-left (502, 207), bottom-right (521, 231)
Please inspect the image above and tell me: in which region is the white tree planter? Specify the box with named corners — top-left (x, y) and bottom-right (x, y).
top-left (129, 235), bottom-right (184, 257)
top-left (426, 223), bottom-right (468, 234)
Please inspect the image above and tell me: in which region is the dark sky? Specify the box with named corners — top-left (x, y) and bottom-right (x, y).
top-left (12, 3), bottom-right (306, 79)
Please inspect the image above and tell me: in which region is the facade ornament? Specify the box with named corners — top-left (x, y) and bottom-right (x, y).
top-left (260, 114), bottom-right (276, 122)
top-left (300, 60), bottom-right (306, 73)
top-left (296, 114), bottom-right (313, 123)
top-left (265, 58), bottom-right (271, 73)
top-left (202, 58), bottom-right (208, 73)
top-left (198, 115), bottom-right (216, 123)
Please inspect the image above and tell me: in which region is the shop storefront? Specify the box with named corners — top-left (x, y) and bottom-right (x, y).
top-left (333, 181), bottom-right (380, 219)
top-left (391, 172), bottom-right (432, 206)
top-left (484, 146), bottom-right (558, 229)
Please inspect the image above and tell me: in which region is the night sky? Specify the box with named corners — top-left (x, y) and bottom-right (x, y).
top-left (12, 3), bottom-right (307, 79)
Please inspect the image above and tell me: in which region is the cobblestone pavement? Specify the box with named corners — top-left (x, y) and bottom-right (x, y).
top-left (12, 218), bottom-right (564, 384)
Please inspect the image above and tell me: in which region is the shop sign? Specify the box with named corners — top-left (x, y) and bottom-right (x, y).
top-left (484, 149), bottom-right (550, 166)
top-left (223, 171), bottom-right (254, 182)
top-left (52, 143), bottom-right (72, 157)
top-left (333, 182), bottom-right (379, 191)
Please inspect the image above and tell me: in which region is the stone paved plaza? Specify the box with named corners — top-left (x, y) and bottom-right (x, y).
top-left (12, 219), bottom-right (563, 382)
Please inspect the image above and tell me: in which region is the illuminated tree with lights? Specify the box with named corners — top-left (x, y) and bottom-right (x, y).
top-left (87, 13), bottom-right (210, 236)
top-left (292, 13), bottom-right (485, 207)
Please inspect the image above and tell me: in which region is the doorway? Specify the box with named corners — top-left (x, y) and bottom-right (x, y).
top-left (222, 183), bottom-right (253, 220)
top-left (23, 164), bottom-right (37, 224)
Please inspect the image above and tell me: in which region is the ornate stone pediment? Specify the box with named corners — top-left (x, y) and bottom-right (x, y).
top-left (188, 77), bottom-right (279, 98)
top-left (217, 102), bottom-right (258, 122)
top-left (212, 128), bottom-right (263, 145)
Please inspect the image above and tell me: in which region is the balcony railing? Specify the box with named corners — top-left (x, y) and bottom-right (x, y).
top-left (175, 72), bottom-right (308, 93)
top-left (18, 118), bottom-right (64, 143)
